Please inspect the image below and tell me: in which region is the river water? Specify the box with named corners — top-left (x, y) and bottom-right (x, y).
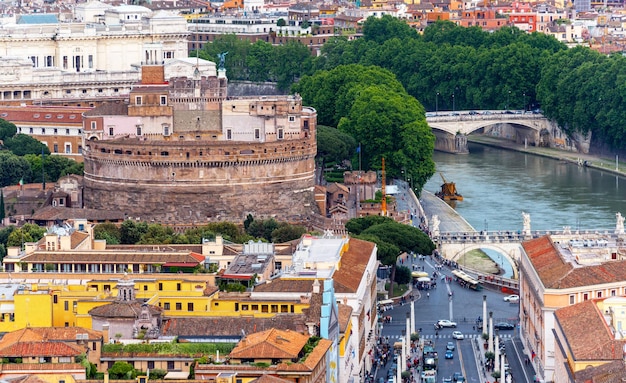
top-left (423, 142), bottom-right (626, 234)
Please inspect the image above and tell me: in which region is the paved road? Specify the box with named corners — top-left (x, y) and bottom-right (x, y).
top-left (420, 190), bottom-right (475, 233)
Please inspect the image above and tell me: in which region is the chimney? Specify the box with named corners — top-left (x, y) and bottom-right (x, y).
top-left (312, 279), bottom-right (320, 294)
top-left (102, 324), bottom-right (110, 344)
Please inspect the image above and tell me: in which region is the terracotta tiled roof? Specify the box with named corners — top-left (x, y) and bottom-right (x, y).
top-left (89, 301), bottom-right (162, 319)
top-left (229, 328), bottom-right (308, 360)
top-left (254, 279), bottom-right (315, 293)
top-left (333, 238), bottom-right (375, 293)
top-left (0, 342), bottom-right (83, 357)
top-left (338, 304), bottom-right (353, 333)
top-left (70, 231), bottom-right (90, 249)
top-left (522, 236), bottom-right (573, 288)
top-left (83, 102), bottom-right (128, 116)
top-left (524, 236), bottom-right (626, 289)
top-left (30, 206), bottom-right (125, 221)
top-left (251, 375), bottom-right (293, 383)
top-left (0, 363), bottom-right (83, 372)
top-left (0, 327), bottom-right (101, 345)
top-left (574, 360), bottom-right (626, 383)
top-left (555, 299), bottom-right (624, 361)
top-left (163, 315), bottom-right (308, 337)
top-left (20, 250), bottom-right (202, 265)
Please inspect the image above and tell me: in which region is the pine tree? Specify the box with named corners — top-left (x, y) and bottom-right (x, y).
top-left (0, 190), bottom-right (5, 221)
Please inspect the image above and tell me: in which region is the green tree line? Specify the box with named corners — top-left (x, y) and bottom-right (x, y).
top-left (201, 17), bottom-right (626, 153)
top-left (0, 119), bottom-right (83, 187)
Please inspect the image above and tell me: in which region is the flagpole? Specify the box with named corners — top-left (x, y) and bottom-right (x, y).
top-left (358, 143), bottom-right (362, 172)
top-left (42, 147), bottom-right (45, 191)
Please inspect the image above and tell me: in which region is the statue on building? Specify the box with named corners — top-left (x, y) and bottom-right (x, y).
top-left (522, 212), bottom-right (531, 236)
top-left (431, 215), bottom-right (440, 237)
top-left (217, 51), bottom-right (228, 70)
top-left (616, 212), bottom-right (625, 235)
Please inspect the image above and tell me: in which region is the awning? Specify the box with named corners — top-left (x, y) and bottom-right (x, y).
top-left (378, 299), bottom-right (394, 306)
top-left (164, 371), bottom-right (190, 380)
top-left (417, 277), bottom-right (431, 282)
top-left (412, 271), bottom-right (429, 278)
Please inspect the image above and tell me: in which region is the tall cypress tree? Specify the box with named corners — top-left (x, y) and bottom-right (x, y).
top-left (0, 190), bottom-right (5, 221)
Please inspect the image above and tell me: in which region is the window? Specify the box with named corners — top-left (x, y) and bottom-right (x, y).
top-left (148, 361), bottom-right (155, 369)
top-left (188, 302), bottom-right (194, 311)
top-left (53, 144), bottom-right (58, 153)
top-left (88, 55), bottom-right (93, 69)
top-left (63, 56), bottom-right (68, 69)
top-left (177, 283), bottom-right (181, 291)
top-left (278, 129), bottom-right (284, 140)
top-left (288, 115), bottom-right (295, 122)
top-left (41, 128), bottom-right (45, 134)
top-left (227, 129), bottom-right (232, 140)
top-left (160, 95), bottom-right (167, 105)
top-left (135, 96), bottom-right (143, 105)
top-left (158, 283), bottom-right (163, 291)
top-left (64, 301), bottom-right (69, 311)
top-left (271, 305), bottom-right (278, 313)
top-left (583, 293), bottom-right (589, 301)
top-left (65, 144), bottom-right (71, 154)
top-left (164, 302), bottom-right (170, 310)
top-left (91, 121), bottom-right (96, 130)
top-left (611, 289), bottom-right (617, 296)
top-left (242, 304), bottom-right (249, 311)
top-left (136, 125), bottom-right (142, 136)
top-left (569, 295), bottom-right (575, 304)
top-left (167, 361), bottom-right (175, 370)
top-left (261, 305), bottom-right (268, 313)
top-left (251, 304), bottom-right (258, 311)
top-left (109, 127), bottom-right (114, 136)
top-left (163, 125), bottom-right (170, 136)
top-left (597, 291), bottom-right (603, 298)
top-left (175, 302), bottom-right (182, 310)
top-left (255, 129), bottom-right (260, 139)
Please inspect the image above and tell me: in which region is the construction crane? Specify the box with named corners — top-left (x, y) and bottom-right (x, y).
top-left (381, 158), bottom-right (387, 216)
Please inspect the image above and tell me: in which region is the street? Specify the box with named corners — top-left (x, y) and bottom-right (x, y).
top-left (374, 253), bottom-right (520, 383)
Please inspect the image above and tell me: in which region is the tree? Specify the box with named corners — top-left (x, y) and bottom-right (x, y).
top-left (7, 224), bottom-right (46, 247)
top-left (137, 224), bottom-right (181, 244)
top-left (316, 125), bottom-right (357, 168)
top-left (0, 190), bottom-right (5, 221)
top-left (0, 152), bottom-right (32, 187)
top-left (93, 223), bottom-right (121, 244)
top-left (120, 220), bottom-right (149, 244)
top-left (277, 18), bottom-right (286, 27)
top-left (0, 119), bottom-right (17, 141)
top-left (3, 134), bottom-right (50, 156)
top-left (271, 222), bottom-right (307, 243)
top-left (338, 85), bottom-right (435, 190)
top-left (362, 15), bottom-right (418, 44)
top-left (394, 265), bottom-right (411, 285)
top-left (108, 361), bottom-right (134, 379)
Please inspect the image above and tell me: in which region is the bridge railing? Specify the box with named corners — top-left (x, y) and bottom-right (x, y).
top-left (436, 229), bottom-right (619, 243)
top-left (426, 110), bottom-right (544, 123)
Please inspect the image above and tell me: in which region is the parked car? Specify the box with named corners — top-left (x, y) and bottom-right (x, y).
top-left (494, 322), bottom-right (515, 330)
top-left (446, 341), bottom-right (455, 351)
top-left (452, 331), bottom-right (464, 340)
top-left (503, 294), bottom-right (519, 302)
top-left (437, 319), bottom-right (457, 328)
top-left (445, 350), bottom-right (454, 359)
top-left (453, 372), bottom-right (465, 382)
top-left (443, 378), bottom-right (453, 383)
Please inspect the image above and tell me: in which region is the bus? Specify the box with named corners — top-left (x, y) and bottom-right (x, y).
top-left (451, 269), bottom-right (483, 291)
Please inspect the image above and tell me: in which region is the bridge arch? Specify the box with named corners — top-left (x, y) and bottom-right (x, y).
top-left (443, 242), bottom-right (522, 279)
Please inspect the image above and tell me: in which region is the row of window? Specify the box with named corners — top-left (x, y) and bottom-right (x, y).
top-left (108, 360), bottom-right (182, 370)
top-left (570, 287), bottom-right (622, 304)
top-left (226, 128), bottom-right (285, 140)
top-left (135, 95), bottom-right (167, 106)
top-left (20, 127), bottom-right (79, 135)
top-left (231, 302), bottom-right (295, 313)
top-left (161, 302), bottom-right (194, 311)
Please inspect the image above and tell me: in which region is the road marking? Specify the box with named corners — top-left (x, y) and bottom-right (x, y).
top-left (458, 339), bottom-right (467, 381)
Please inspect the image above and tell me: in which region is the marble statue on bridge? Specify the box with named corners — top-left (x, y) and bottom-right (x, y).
top-left (616, 212), bottom-right (625, 235)
top-left (431, 215), bottom-right (440, 237)
top-left (522, 212), bottom-right (531, 236)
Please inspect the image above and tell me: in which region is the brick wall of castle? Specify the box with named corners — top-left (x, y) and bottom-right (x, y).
top-left (83, 135), bottom-right (318, 223)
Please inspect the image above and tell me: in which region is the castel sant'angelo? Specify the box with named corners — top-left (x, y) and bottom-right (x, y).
top-left (82, 58), bottom-right (318, 224)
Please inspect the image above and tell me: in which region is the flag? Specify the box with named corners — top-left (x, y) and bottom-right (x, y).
top-left (356, 144), bottom-right (361, 153)
top-left (18, 178), bottom-right (23, 186)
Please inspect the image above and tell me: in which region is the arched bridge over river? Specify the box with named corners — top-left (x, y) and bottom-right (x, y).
top-left (426, 111), bottom-right (557, 153)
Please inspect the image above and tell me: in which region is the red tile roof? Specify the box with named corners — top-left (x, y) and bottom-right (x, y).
top-left (333, 238), bottom-right (375, 293)
top-left (0, 342), bottom-right (83, 357)
top-left (229, 328), bottom-right (308, 360)
top-left (555, 299), bottom-right (624, 361)
top-left (524, 236), bottom-right (626, 289)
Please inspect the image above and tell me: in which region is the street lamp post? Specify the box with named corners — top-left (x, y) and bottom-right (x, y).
top-left (507, 90), bottom-right (511, 110)
top-left (452, 93), bottom-right (455, 112)
top-left (436, 92), bottom-right (440, 116)
top-left (523, 92), bottom-right (526, 112)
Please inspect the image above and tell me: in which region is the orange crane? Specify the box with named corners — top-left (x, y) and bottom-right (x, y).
top-left (381, 158), bottom-right (387, 216)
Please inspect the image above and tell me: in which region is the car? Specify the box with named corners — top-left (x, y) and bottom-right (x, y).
top-left (443, 378), bottom-right (453, 383)
top-left (468, 110), bottom-right (479, 115)
top-left (437, 319), bottom-right (457, 328)
top-left (503, 294), bottom-right (519, 302)
top-left (445, 350), bottom-right (454, 359)
top-left (446, 341), bottom-right (455, 351)
top-left (452, 331), bottom-right (464, 340)
top-left (494, 322), bottom-right (515, 330)
top-left (378, 378), bottom-right (385, 383)
top-left (453, 372), bottom-right (465, 382)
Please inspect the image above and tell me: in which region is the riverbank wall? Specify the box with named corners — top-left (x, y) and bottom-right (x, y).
top-left (468, 136), bottom-right (626, 178)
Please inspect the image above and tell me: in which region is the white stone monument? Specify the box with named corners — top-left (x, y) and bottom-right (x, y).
top-left (522, 212), bottom-right (531, 236)
top-left (431, 215), bottom-right (440, 237)
top-left (616, 212), bottom-right (625, 235)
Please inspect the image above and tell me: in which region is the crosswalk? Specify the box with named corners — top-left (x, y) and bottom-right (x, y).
top-left (383, 333), bottom-right (513, 340)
